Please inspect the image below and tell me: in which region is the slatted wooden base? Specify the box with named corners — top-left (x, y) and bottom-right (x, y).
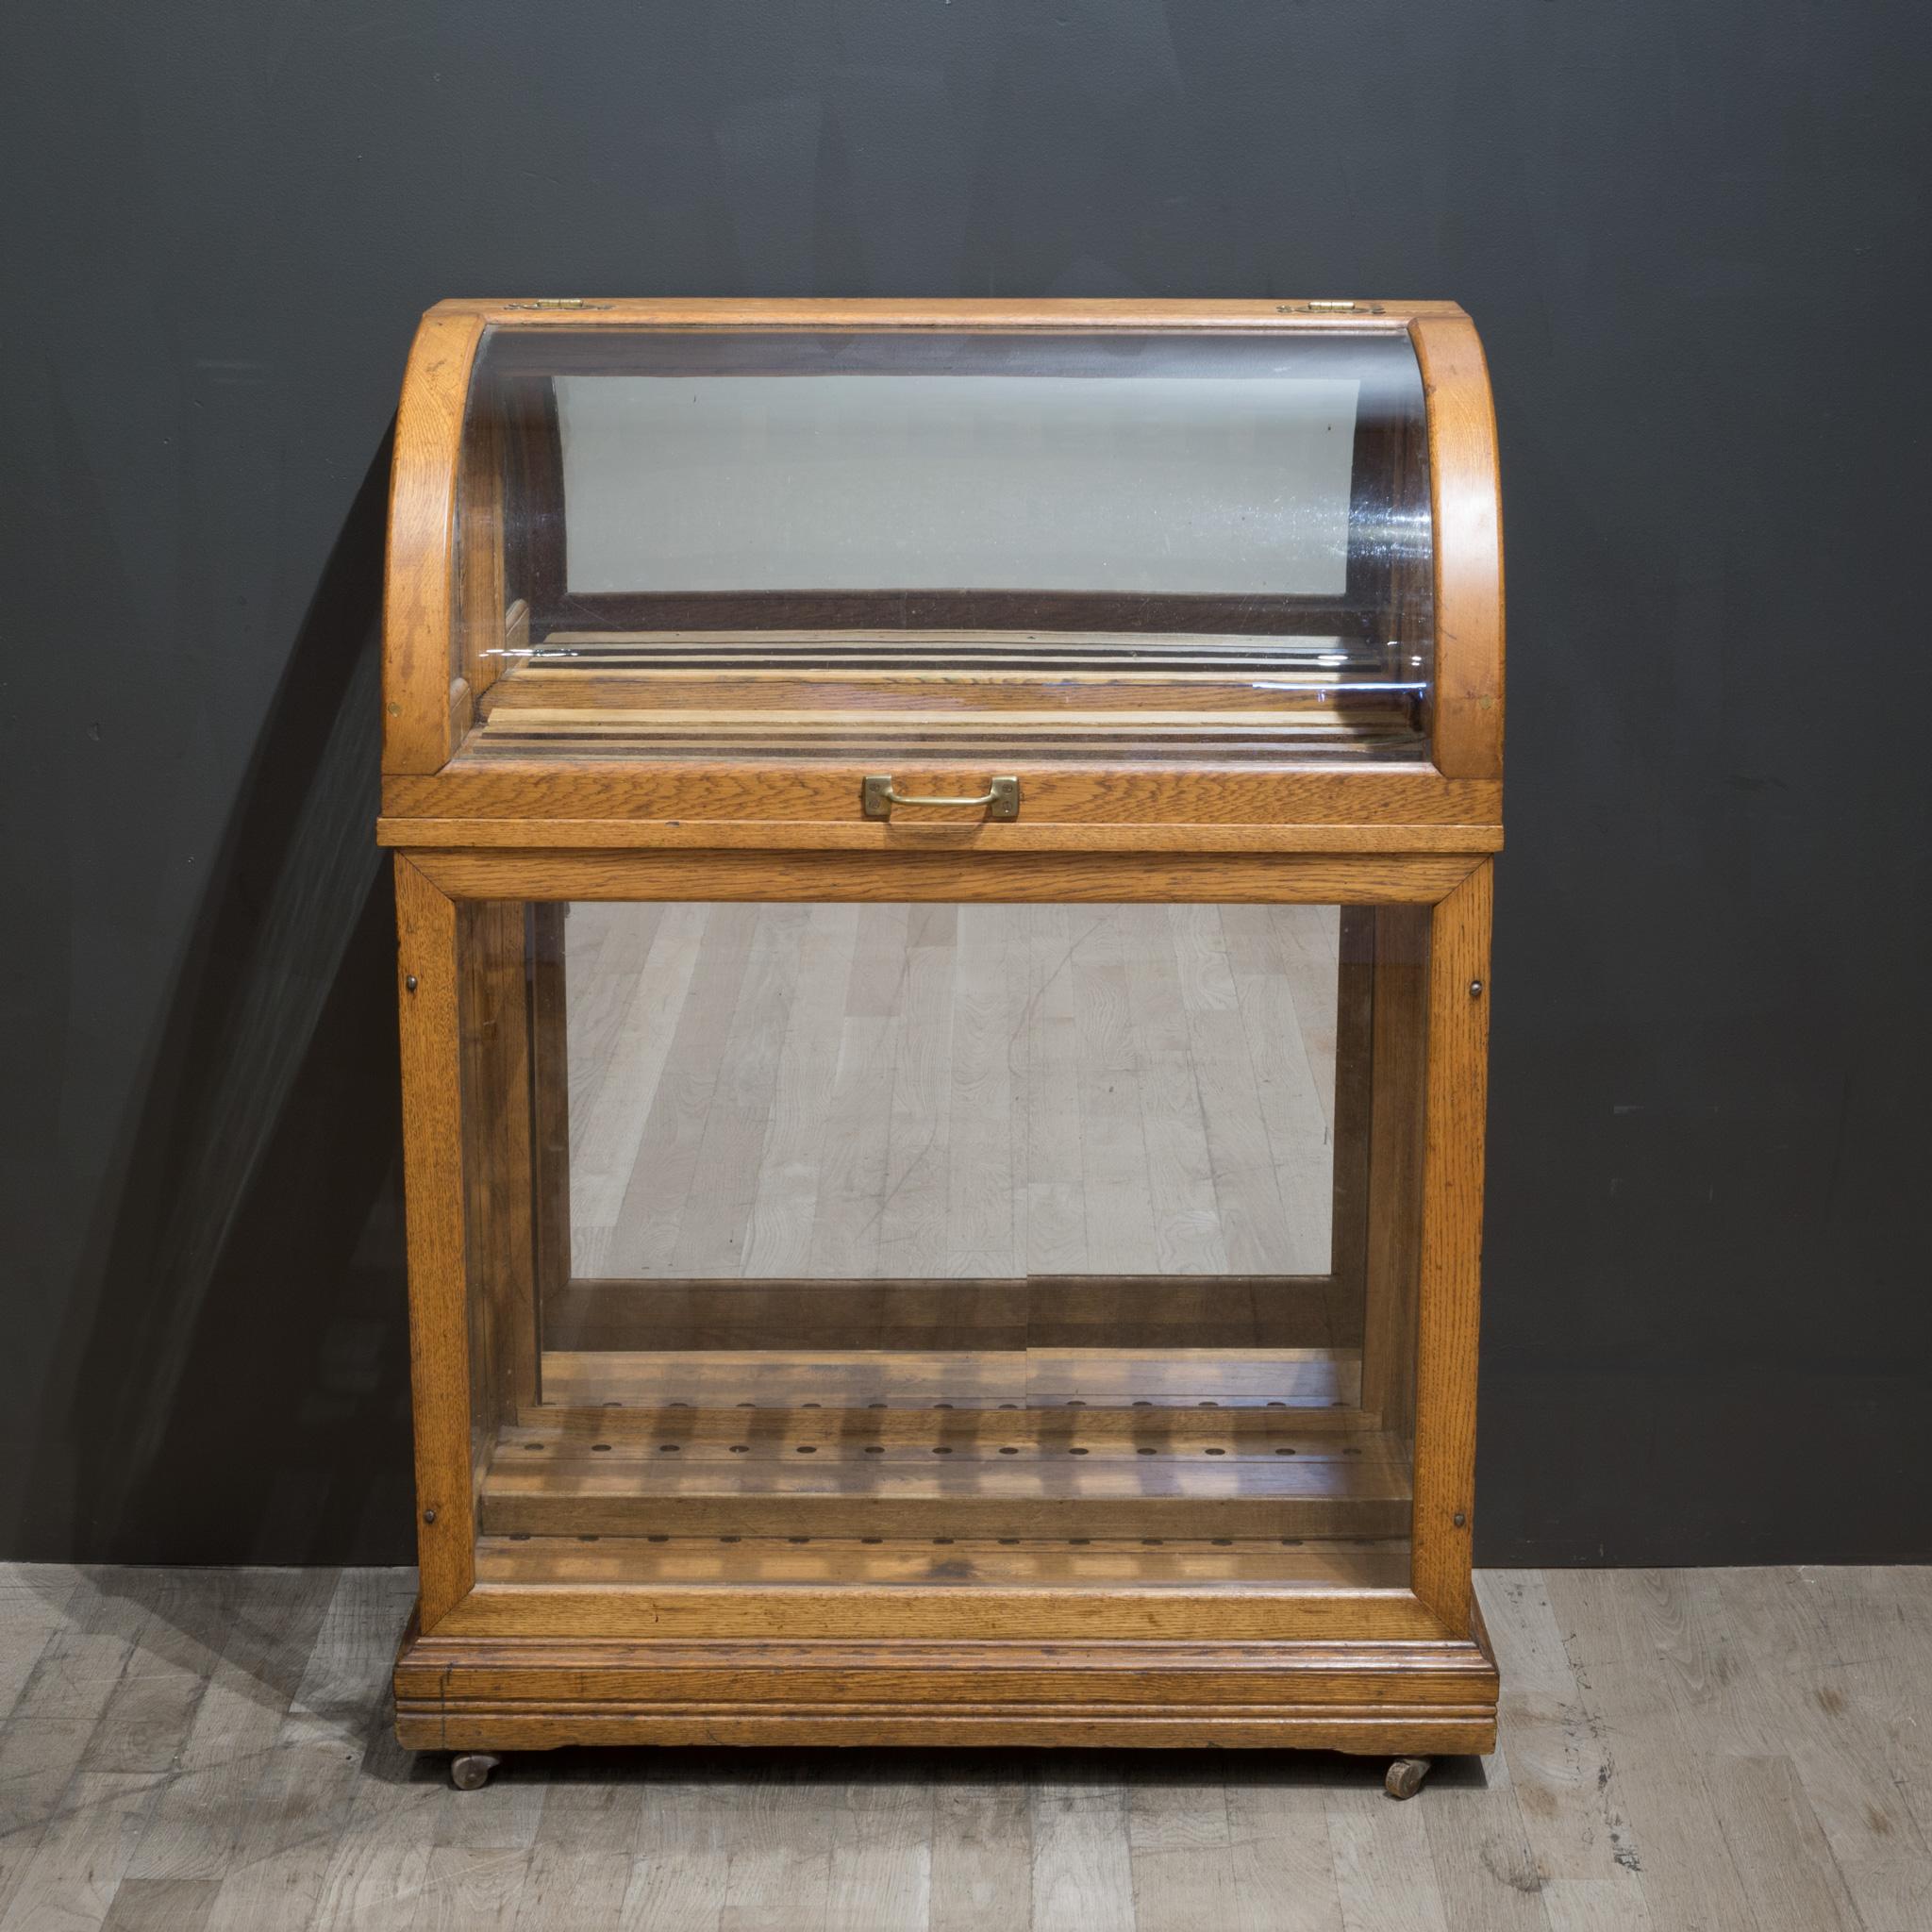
top-left (482, 1348), bottom-right (1407, 1542)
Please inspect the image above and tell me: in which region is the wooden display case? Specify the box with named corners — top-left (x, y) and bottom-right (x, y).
top-left (378, 298), bottom-right (1503, 1794)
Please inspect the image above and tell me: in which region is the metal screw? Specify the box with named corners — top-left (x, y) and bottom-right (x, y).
top-left (1453, 1511), bottom-right (1467, 1528)
top-left (406, 974), bottom-right (419, 993)
top-left (423, 1507), bottom-right (438, 1524)
top-left (1468, 979), bottom-right (1483, 998)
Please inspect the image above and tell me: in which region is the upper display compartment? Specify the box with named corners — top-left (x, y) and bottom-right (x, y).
top-left (450, 322), bottom-right (1435, 766)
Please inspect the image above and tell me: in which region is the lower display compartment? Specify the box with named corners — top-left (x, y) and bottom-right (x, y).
top-left (478, 1343), bottom-right (1409, 1560)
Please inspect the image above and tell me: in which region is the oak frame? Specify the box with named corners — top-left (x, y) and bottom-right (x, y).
top-left (383, 298), bottom-right (1503, 1759)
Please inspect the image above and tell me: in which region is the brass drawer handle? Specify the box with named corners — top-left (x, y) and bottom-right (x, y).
top-left (862, 774), bottom-right (1020, 821)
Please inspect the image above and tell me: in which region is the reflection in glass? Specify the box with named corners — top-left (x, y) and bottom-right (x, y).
top-left (458, 901), bottom-right (1426, 1595)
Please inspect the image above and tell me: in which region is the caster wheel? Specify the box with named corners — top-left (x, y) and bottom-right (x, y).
top-left (1385, 1756), bottom-right (1433, 1800)
top-left (450, 1752), bottom-right (502, 1791)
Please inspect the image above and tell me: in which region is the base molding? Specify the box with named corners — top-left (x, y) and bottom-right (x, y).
top-left (394, 1613), bottom-right (1499, 1757)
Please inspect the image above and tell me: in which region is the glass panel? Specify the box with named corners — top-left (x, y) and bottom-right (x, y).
top-left (458, 900), bottom-right (1428, 1597)
top-left (457, 329), bottom-right (1433, 761)
top-left (553, 374), bottom-right (1360, 596)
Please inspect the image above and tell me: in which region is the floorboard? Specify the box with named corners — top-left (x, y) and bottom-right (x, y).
top-left (1, 1566), bottom-right (1922, 1929)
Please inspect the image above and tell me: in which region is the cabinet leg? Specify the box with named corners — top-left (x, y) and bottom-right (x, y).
top-left (1385, 1756), bottom-right (1433, 1800)
top-left (450, 1752), bottom-right (502, 1791)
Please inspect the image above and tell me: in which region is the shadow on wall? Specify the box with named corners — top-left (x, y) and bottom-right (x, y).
top-left (23, 436), bottom-right (418, 1565)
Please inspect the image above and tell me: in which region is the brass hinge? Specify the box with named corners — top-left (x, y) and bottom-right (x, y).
top-left (502, 298), bottom-right (612, 310)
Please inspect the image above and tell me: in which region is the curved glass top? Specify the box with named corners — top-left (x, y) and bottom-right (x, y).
top-left (456, 327), bottom-right (1433, 761)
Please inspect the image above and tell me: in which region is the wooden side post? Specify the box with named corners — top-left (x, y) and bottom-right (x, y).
top-left (394, 857), bottom-right (478, 1628)
top-left (1359, 905), bottom-right (1429, 1443)
top-left (1409, 860), bottom-right (1493, 1634)
top-left (529, 902), bottom-right (573, 1328)
top-left (458, 900), bottom-right (541, 1437)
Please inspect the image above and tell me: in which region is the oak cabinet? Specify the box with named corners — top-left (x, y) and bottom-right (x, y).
top-left (380, 299), bottom-right (1503, 1794)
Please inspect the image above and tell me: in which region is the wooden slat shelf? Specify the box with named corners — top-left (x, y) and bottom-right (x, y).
top-left (482, 1360), bottom-right (1407, 1540)
top-left (465, 627), bottom-right (1424, 758)
top-left (473, 1534), bottom-right (1412, 1592)
top-left (540, 1346), bottom-right (1363, 1411)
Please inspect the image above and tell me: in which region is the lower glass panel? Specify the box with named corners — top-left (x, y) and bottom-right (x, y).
top-left (459, 902), bottom-right (1427, 1595)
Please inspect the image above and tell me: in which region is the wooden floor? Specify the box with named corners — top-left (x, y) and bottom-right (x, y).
top-left (2, 1565), bottom-right (1925, 1930)
top-left (564, 902), bottom-right (1341, 1282)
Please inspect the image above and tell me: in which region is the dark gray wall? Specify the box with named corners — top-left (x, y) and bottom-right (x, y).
top-left (4, 4), bottom-right (1928, 1565)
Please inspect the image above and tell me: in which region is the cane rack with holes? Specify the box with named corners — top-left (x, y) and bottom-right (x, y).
top-left (378, 298), bottom-right (1504, 1796)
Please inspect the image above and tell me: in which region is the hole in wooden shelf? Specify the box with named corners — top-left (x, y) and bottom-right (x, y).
top-left (591, 1443), bottom-right (612, 1453)
top-left (1204, 1447), bottom-right (1226, 1457)
top-left (1136, 1448), bottom-right (1157, 1457)
top-left (998, 1402), bottom-right (1019, 1410)
top-left (934, 1538), bottom-right (954, 1545)
top-left (795, 1445), bottom-right (817, 1455)
top-left (1274, 1447), bottom-right (1298, 1456)
top-left (934, 1403), bottom-right (955, 1410)
top-left (524, 1443), bottom-right (543, 1452)
top-left (1069, 1447), bottom-right (1090, 1456)
top-left (932, 1446), bottom-right (953, 1455)
top-left (729, 1445), bottom-right (749, 1455)
top-left (658, 1443), bottom-right (680, 1453)
top-left (868, 1402), bottom-right (888, 1410)
top-left (719, 1536), bottom-right (741, 1544)
top-left (736, 1401), bottom-right (757, 1408)
top-left (1346, 1446), bottom-right (1363, 1456)
top-left (1141, 1539), bottom-right (1164, 1546)
top-left (1065, 1400), bottom-right (1086, 1407)
top-left (578, 1535), bottom-right (600, 1542)
top-left (1197, 1401), bottom-right (1219, 1409)
top-left (1266, 1401), bottom-right (1287, 1408)
top-left (999, 1447), bottom-right (1019, 1456)
top-left (646, 1535), bottom-right (668, 1543)
top-left (1132, 1400), bottom-right (1153, 1408)
top-left (602, 1401), bottom-right (623, 1408)
top-left (862, 1537), bottom-right (882, 1545)
top-left (863, 1446), bottom-right (885, 1456)
top-left (508, 1533), bottom-right (530, 1541)
top-left (1211, 1538), bottom-right (1232, 1547)
top-left (1069, 1538), bottom-right (1091, 1546)
top-left (803, 1402), bottom-right (822, 1409)
top-left (788, 1537), bottom-right (809, 1544)
top-left (998, 1538), bottom-right (1019, 1545)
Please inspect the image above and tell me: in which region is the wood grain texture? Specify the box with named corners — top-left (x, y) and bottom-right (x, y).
top-left (1408, 863), bottom-right (1492, 1633)
top-left (384, 309), bottom-right (485, 776)
top-left (442, 295), bottom-right (1460, 329)
top-left (1409, 316), bottom-right (1505, 782)
top-left (527, 904), bottom-right (571, 1335)
top-left (406, 849), bottom-right (1478, 905)
top-left (1361, 906), bottom-right (1429, 1441)
top-left (457, 901), bottom-right (539, 1445)
top-left (393, 860), bottom-right (478, 1629)
top-left (381, 763), bottom-right (1503, 841)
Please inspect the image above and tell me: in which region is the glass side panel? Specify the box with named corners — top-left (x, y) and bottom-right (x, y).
top-left (458, 901), bottom-right (1429, 1597)
top-left (455, 329), bottom-right (1433, 761)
